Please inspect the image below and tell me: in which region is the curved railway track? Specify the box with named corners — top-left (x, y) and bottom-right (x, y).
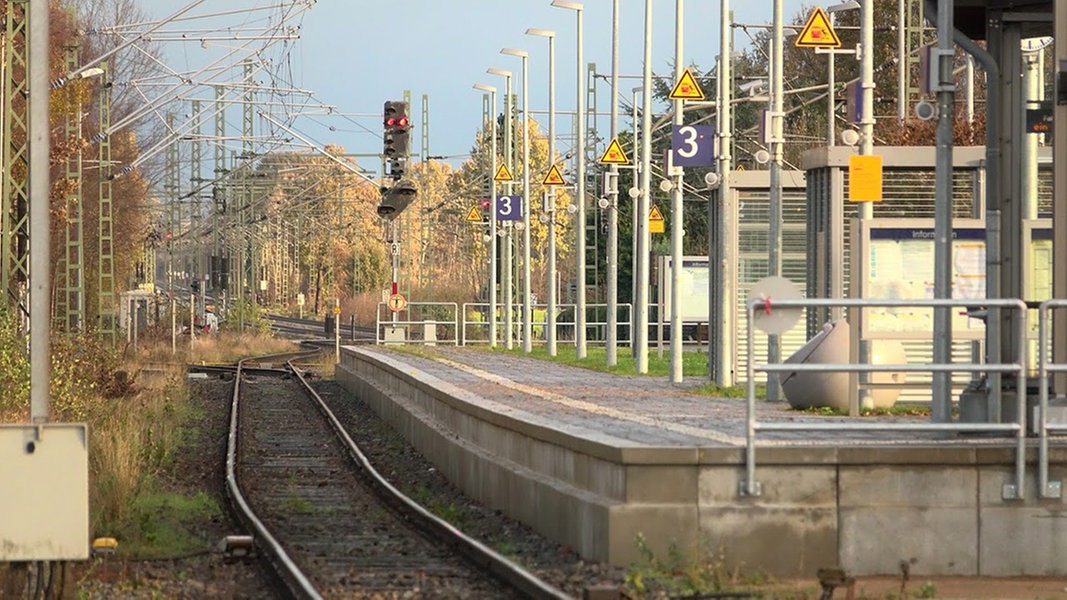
top-left (225, 350), bottom-right (568, 599)
top-left (266, 314), bottom-right (374, 342)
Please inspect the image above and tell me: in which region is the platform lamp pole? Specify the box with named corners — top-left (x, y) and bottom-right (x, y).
top-left (501, 48), bottom-right (532, 353)
top-left (487, 67), bottom-right (514, 349)
top-left (473, 82), bottom-right (499, 347)
top-left (526, 28), bottom-right (557, 355)
top-left (551, 0), bottom-right (587, 359)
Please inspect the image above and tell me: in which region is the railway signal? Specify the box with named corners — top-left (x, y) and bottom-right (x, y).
top-left (383, 100), bottom-right (410, 180)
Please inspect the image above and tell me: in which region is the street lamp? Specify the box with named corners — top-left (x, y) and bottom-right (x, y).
top-left (526, 27), bottom-right (557, 356)
top-left (500, 47), bottom-right (532, 353)
top-left (486, 67), bottom-right (516, 349)
top-left (473, 82), bottom-right (499, 348)
top-left (824, 0), bottom-right (860, 146)
top-left (550, 0), bottom-right (587, 359)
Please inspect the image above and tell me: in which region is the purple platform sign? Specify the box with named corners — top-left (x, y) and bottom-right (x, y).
top-left (671, 125), bottom-right (716, 167)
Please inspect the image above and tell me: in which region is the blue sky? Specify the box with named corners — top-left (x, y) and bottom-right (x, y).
top-left (144, 1), bottom-right (811, 170)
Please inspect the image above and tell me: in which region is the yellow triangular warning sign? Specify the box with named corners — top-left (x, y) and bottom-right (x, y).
top-left (795, 7), bottom-right (841, 48)
top-left (599, 138), bottom-right (630, 165)
top-left (466, 206), bottom-right (482, 222)
top-left (494, 163), bottom-right (514, 182)
top-left (668, 68), bottom-right (705, 101)
top-left (648, 205), bottom-right (665, 234)
top-left (542, 164), bottom-right (566, 186)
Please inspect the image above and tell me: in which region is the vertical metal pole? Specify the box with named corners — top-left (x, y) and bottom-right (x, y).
top-left (1022, 48), bottom-right (1040, 220)
top-left (488, 90), bottom-right (499, 347)
top-left (503, 75), bottom-right (514, 349)
top-left (1055, 0), bottom-right (1067, 396)
top-left (965, 56), bottom-right (975, 123)
top-left (574, 7), bottom-right (588, 359)
top-left (98, 62), bottom-right (116, 344)
top-left (637, 0), bottom-right (653, 374)
top-left (767, 0), bottom-right (784, 400)
top-left (853, 0), bottom-right (876, 413)
top-left (521, 55), bottom-right (532, 353)
top-left (713, 5), bottom-right (735, 386)
top-left (191, 98), bottom-right (203, 311)
top-left (28, 0), bottom-right (49, 422)
top-left (897, 0), bottom-right (907, 120)
top-left (669, 0), bottom-right (684, 382)
top-left (545, 35), bottom-right (558, 356)
top-left (606, 0), bottom-right (620, 366)
top-left (930, 0), bottom-right (954, 419)
top-left (828, 12), bottom-right (837, 145)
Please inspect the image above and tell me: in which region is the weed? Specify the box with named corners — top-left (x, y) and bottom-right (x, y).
top-left (624, 533), bottom-right (756, 598)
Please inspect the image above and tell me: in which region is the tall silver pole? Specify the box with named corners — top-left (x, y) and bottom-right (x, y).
top-left (1022, 47), bottom-right (1040, 220)
top-left (520, 54), bottom-right (532, 353)
top-left (1054, 0), bottom-right (1067, 394)
top-left (931, 0), bottom-right (954, 418)
top-left (606, 0), bottom-right (620, 366)
top-left (528, 29), bottom-right (558, 355)
top-left (490, 89), bottom-right (498, 347)
top-left (574, 7), bottom-right (588, 359)
top-left (828, 13), bottom-right (837, 146)
top-left (29, 0), bottom-right (51, 422)
top-left (713, 3), bottom-right (735, 386)
top-left (637, 0), bottom-right (653, 374)
top-left (852, 0), bottom-right (876, 414)
top-left (766, 0), bottom-right (784, 401)
top-left (965, 55), bottom-right (975, 123)
top-left (897, 0), bottom-right (906, 120)
top-left (489, 70), bottom-right (514, 349)
top-left (475, 83), bottom-right (499, 347)
top-left (669, 0), bottom-right (685, 382)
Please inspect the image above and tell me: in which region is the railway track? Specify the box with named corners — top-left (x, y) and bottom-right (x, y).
top-left (266, 314), bottom-right (374, 342)
top-left (226, 350), bottom-right (568, 598)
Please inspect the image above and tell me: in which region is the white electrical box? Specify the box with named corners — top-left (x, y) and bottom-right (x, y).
top-left (0, 423), bottom-right (89, 560)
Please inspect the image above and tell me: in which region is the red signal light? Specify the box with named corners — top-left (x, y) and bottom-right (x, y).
top-left (397, 117), bottom-right (409, 128)
top-left (385, 117), bottom-right (396, 127)
top-left (481, 199), bottom-right (491, 209)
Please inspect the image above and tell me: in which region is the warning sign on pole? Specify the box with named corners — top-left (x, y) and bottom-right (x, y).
top-left (542, 164), bottom-right (566, 186)
top-left (795, 7), bottom-right (841, 49)
top-left (668, 68), bottom-right (705, 101)
top-left (465, 206), bottom-right (482, 222)
top-left (493, 163), bottom-right (514, 182)
top-left (599, 138), bottom-right (630, 165)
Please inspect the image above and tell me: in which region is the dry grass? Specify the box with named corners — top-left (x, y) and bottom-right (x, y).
top-left (126, 330), bottom-right (298, 366)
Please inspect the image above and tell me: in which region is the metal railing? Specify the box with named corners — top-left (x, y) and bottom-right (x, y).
top-left (743, 297), bottom-right (1029, 499)
top-left (1037, 299), bottom-right (1067, 498)
top-left (460, 302), bottom-right (632, 347)
top-left (376, 302), bottom-right (459, 345)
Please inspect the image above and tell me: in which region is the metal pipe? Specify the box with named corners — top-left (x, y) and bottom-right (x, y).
top-left (669, 0), bottom-right (684, 382)
top-left (766, 0), bottom-right (784, 400)
top-left (924, 0), bottom-right (1001, 421)
top-left (606, 0), bottom-right (620, 366)
top-left (29, 0), bottom-right (51, 422)
top-left (637, 0), bottom-right (653, 373)
top-left (930, 0), bottom-right (955, 420)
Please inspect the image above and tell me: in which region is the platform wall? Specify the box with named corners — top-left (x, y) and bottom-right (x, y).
top-left (337, 346), bottom-right (1067, 577)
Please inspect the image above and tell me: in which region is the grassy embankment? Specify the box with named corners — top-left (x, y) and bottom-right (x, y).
top-left (0, 313), bottom-right (298, 558)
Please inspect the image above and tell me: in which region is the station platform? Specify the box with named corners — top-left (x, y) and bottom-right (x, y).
top-left (336, 345), bottom-right (1067, 578)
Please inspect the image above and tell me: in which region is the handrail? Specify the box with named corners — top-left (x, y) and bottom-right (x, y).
top-left (1037, 299), bottom-right (1067, 498)
top-left (743, 297), bottom-right (1029, 500)
top-left (375, 302), bottom-right (459, 345)
top-left (459, 302), bottom-right (633, 347)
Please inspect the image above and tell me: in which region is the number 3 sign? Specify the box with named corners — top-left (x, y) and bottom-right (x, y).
top-left (671, 125), bottom-right (716, 167)
top-left (495, 195), bottom-right (523, 222)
